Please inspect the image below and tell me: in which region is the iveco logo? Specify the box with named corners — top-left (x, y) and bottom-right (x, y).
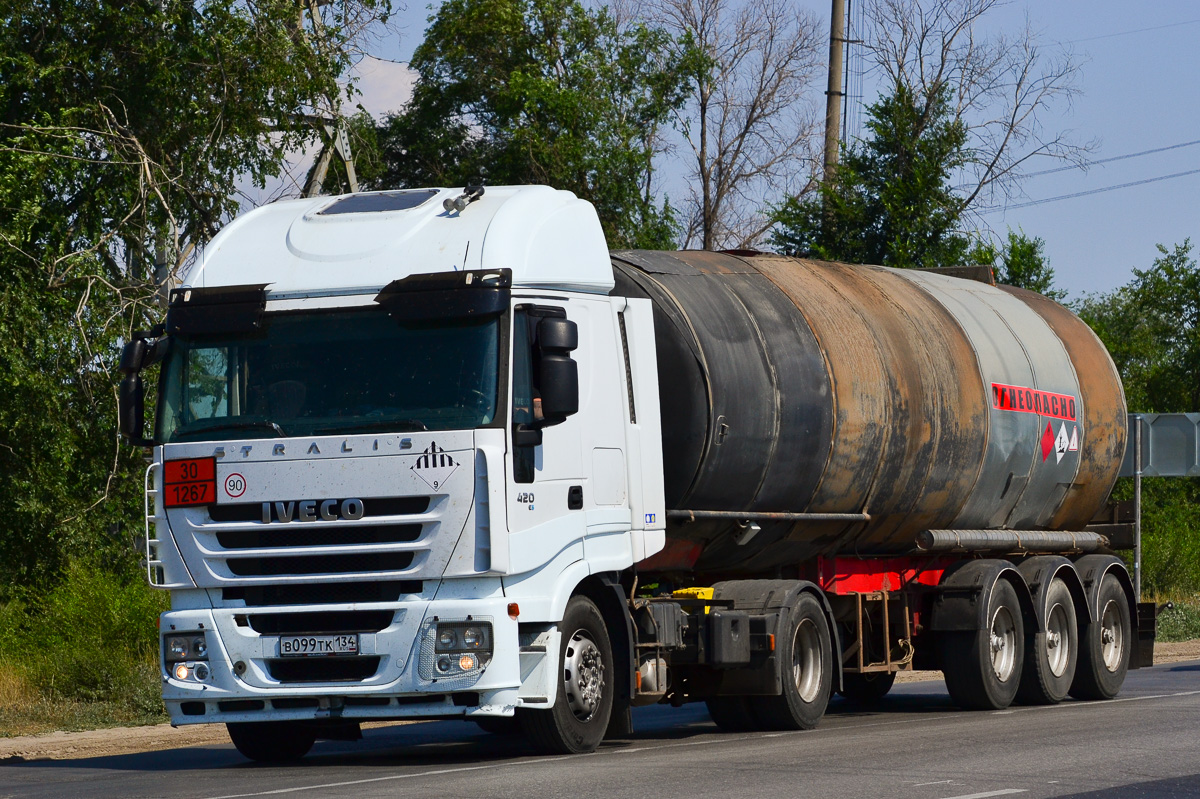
top-left (261, 499), bottom-right (365, 523)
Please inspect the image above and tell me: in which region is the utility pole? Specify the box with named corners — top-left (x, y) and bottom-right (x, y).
top-left (823, 0), bottom-right (846, 183)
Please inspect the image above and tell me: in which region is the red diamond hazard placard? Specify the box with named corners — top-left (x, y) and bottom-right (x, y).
top-left (1041, 422), bottom-right (1055, 462)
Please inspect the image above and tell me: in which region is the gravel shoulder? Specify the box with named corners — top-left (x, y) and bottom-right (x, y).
top-left (3, 640), bottom-right (1198, 763)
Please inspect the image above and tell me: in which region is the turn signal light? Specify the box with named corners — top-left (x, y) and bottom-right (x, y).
top-left (507, 603), bottom-right (519, 619)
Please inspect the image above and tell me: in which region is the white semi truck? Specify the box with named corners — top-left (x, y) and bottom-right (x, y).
top-left (119, 185), bottom-right (1152, 761)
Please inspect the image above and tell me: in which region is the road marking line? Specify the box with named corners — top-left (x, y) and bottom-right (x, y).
top-left (202, 689), bottom-right (1200, 798)
top-left (203, 757), bottom-right (568, 799)
top-left (912, 779), bottom-right (956, 786)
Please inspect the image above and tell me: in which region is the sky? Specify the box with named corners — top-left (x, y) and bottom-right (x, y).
top-left (305, 0), bottom-right (1200, 301)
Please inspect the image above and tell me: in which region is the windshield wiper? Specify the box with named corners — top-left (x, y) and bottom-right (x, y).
top-left (313, 419), bottom-right (428, 435)
top-left (176, 419), bottom-right (287, 439)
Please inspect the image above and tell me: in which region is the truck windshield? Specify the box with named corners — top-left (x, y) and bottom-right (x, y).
top-left (156, 309), bottom-right (500, 442)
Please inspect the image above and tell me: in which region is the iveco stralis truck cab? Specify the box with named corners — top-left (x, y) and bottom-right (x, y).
top-left (119, 185), bottom-right (667, 759)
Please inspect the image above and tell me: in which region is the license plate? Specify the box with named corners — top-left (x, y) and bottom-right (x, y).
top-left (279, 634), bottom-right (359, 657)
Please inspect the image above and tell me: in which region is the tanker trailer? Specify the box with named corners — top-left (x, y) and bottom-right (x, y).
top-left (611, 249), bottom-right (1148, 723)
top-left (117, 186), bottom-right (1151, 760)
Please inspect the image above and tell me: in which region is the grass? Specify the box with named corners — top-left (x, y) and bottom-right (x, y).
top-left (1154, 600), bottom-right (1200, 643)
top-left (0, 562), bottom-right (168, 738)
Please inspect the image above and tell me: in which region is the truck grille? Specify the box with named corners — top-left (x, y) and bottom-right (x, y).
top-left (215, 524), bottom-right (422, 549)
top-left (247, 610), bottom-right (395, 635)
top-left (226, 552), bottom-right (414, 576)
top-left (208, 496), bottom-right (430, 523)
top-left (221, 581), bottom-right (421, 606)
top-left (266, 656), bottom-right (381, 683)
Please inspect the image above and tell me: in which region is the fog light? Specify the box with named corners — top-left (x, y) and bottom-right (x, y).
top-left (194, 663), bottom-right (210, 681)
top-left (437, 655), bottom-right (452, 672)
top-left (174, 663), bottom-right (190, 680)
top-left (459, 654), bottom-right (476, 671)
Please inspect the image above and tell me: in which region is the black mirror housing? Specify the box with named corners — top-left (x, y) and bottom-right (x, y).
top-left (538, 354), bottom-right (578, 423)
top-left (118, 373), bottom-right (152, 445)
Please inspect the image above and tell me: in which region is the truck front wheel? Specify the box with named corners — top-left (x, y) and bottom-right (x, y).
top-left (520, 595), bottom-right (614, 754)
top-left (227, 721), bottom-right (316, 762)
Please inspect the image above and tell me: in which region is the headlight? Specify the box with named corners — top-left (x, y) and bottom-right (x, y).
top-left (164, 631), bottom-right (209, 663)
top-left (434, 622), bottom-right (491, 653)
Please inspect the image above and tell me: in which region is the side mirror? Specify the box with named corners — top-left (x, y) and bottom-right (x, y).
top-left (536, 318), bottom-right (579, 424)
top-left (119, 373), bottom-right (148, 444)
top-left (118, 337), bottom-right (156, 446)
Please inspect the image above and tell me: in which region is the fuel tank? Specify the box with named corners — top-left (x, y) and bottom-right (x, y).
top-left (610, 251), bottom-right (1126, 574)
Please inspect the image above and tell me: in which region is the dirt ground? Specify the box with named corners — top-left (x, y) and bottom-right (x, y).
top-left (3, 640), bottom-right (1197, 763)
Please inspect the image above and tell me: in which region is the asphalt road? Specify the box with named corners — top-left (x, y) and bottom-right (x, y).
top-left (3, 660), bottom-right (1198, 799)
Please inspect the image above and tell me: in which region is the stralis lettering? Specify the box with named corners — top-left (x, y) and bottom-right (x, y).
top-left (261, 498), bottom-right (365, 523)
top-left (991, 382), bottom-right (1077, 421)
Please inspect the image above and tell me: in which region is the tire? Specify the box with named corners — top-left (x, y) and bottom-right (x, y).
top-left (705, 697), bottom-right (759, 731)
top-left (227, 721), bottom-right (316, 762)
top-left (520, 595), bottom-right (614, 754)
top-left (1016, 577), bottom-right (1078, 705)
top-left (1070, 573), bottom-right (1131, 700)
top-left (747, 593), bottom-right (833, 730)
top-left (942, 578), bottom-right (1025, 710)
top-left (838, 670), bottom-right (897, 704)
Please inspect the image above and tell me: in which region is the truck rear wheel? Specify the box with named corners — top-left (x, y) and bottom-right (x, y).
top-left (942, 578), bottom-right (1025, 710)
top-left (227, 721), bottom-right (316, 762)
top-left (705, 697), bottom-right (759, 731)
top-left (1016, 577), bottom-right (1078, 704)
top-left (747, 592), bottom-right (832, 730)
top-left (1069, 573), bottom-right (1131, 700)
top-left (520, 595), bottom-right (614, 754)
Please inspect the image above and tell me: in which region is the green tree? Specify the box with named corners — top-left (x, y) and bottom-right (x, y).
top-left (1077, 241), bottom-right (1200, 598)
top-left (372, 0), bottom-right (690, 249)
top-left (1077, 241), bottom-right (1200, 414)
top-left (0, 0), bottom-right (387, 589)
top-left (970, 229), bottom-right (1066, 301)
top-left (769, 82), bottom-right (974, 268)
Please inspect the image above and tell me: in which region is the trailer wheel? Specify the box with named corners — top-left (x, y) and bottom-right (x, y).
top-left (942, 578), bottom-right (1024, 710)
top-left (520, 595), bottom-right (614, 754)
top-left (748, 592), bottom-right (832, 730)
top-left (227, 721), bottom-right (316, 762)
top-left (838, 671), bottom-right (897, 704)
top-left (1016, 577), bottom-right (1078, 704)
top-left (1070, 573), bottom-right (1130, 700)
top-left (705, 697), bottom-right (759, 731)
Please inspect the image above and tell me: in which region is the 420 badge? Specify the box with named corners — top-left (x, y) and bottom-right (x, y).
top-left (412, 442), bottom-right (459, 491)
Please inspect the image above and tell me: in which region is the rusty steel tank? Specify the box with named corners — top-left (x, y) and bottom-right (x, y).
top-left (610, 250), bottom-right (1127, 574)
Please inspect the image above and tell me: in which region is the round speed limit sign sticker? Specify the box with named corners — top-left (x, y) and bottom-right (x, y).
top-left (224, 473), bottom-right (247, 498)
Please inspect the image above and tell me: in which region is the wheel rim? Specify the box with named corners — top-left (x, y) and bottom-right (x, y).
top-left (1100, 599), bottom-right (1124, 672)
top-left (791, 618), bottom-right (823, 703)
top-left (1046, 601), bottom-right (1071, 677)
top-left (989, 604), bottom-right (1018, 682)
top-left (563, 629), bottom-right (605, 721)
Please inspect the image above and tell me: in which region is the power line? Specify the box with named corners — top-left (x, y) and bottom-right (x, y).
top-left (1057, 18), bottom-right (1200, 45)
top-left (1024, 139), bottom-right (1200, 178)
top-left (984, 168), bottom-right (1200, 213)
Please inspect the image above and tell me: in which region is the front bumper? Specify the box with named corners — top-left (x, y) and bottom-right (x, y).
top-left (161, 594), bottom-right (522, 726)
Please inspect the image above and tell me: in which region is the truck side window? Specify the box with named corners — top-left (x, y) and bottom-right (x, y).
top-left (512, 309), bottom-right (536, 483)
